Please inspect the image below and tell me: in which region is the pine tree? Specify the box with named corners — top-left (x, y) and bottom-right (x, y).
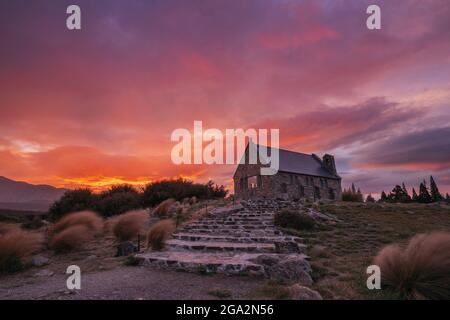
top-left (429, 176), bottom-right (443, 202)
top-left (380, 191), bottom-right (388, 202)
top-left (412, 188), bottom-right (419, 202)
top-left (446, 193), bottom-right (450, 204)
top-left (389, 185), bottom-right (411, 203)
top-left (401, 182), bottom-right (412, 202)
top-left (418, 182), bottom-right (432, 203)
top-left (366, 194), bottom-right (375, 203)
top-left (351, 183), bottom-right (356, 195)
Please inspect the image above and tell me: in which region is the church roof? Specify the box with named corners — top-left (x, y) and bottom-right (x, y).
top-left (241, 143), bottom-right (340, 179)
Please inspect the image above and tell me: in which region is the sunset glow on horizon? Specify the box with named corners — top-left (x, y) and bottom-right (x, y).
top-left (1, 0), bottom-right (450, 195)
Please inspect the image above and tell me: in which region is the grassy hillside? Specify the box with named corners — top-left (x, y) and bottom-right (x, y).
top-left (301, 202), bottom-right (450, 299)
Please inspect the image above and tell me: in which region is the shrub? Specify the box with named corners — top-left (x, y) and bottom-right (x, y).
top-left (274, 209), bottom-right (316, 230)
top-left (50, 225), bottom-right (94, 253)
top-left (21, 216), bottom-right (44, 230)
top-left (142, 179), bottom-right (227, 207)
top-left (146, 219), bottom-right (175, 251)
top-left (374, 232), bottom-right (450, 299)
top-left (365, 194), bottom-right (375, 203)
top-left (95, 185), bottom-right (142, 217)
top-left (0, 229), bottom-right (43, 274)
top-left (51, 211), bottom-right (103, 236)
top-left (112, 210), bottom-right (148, 241)
top-left (152, 198), bottom-right (176, 218)
top-left (49, 188), bottom-right (96, 221)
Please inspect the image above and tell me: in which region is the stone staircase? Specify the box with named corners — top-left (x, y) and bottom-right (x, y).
top-left (136, 199), bottom-right (310, 277)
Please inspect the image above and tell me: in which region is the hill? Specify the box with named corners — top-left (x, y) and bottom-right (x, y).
top-left (0, 176), bottom-right (67, 211)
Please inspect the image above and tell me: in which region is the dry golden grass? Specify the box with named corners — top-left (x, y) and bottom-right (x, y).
top-left (152, 198), bottom-right (176, 217)
top-left (51, 211), bottom-right (103, 236)
top-left (111, 210), bottom-right (148, 241)
top-left (0, 229), bottom-right (43, 273)
top-left (50, 225), bottom-right (94, 253)
top-left (374, 232), bottom-right (450, 299)
top-left (146, 219), bottom-right (175, 250)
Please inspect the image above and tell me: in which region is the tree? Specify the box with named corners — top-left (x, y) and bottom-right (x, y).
top-left (380, 191), bottom-right (388, 202)
top-left (366, 194), bottom-right (375, 203)
top-left (388, 185), bottom-right (411, 203)
top-left (401, 183), bottom-right (412, 202)
top-left (412, 188), bottom-right (419, 202)
top-left (446, 193), bottom-right (450, 204)
top-left (417, 181), bottom-right (432, 204)
top-left (429, 176), bottom-right (443, 202)
top-left (342, 184), bottom-right (364, 202)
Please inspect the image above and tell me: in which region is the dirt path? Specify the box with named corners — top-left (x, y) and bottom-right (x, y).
top-left (0, 266), bottom-right (264, 300)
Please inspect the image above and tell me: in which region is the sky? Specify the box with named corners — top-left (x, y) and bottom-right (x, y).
top-left (0, 0), bottom-right (450, 196)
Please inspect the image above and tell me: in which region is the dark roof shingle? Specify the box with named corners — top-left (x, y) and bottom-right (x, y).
top-left (253, 144), bottom-right (340, 179)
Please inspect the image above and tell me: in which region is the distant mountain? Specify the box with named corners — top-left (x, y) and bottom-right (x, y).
top-left (0, 176), bottom-right (68, 211)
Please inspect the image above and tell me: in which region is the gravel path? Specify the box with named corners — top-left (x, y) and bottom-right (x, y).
top-left (0, 266), bottom-right (263, 300)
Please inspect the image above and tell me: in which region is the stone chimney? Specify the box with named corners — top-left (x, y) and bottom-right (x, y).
top-left (322, 154), bottom-right (337, 175)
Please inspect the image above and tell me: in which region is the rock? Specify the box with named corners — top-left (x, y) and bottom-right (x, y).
top-left (288, 284), bottom-right (322, 300)
top-left (250, 254), bottom-right (281, 266)
top-left (32, 255), bottom-right (50, 267)
top-left (35, 269), bottom-right (54, 277)
top-left (85, 255), bottom-right (97, 261)
top-left (274, 241), bottom-right (302, 253)
top-left (116, 241), bottom-right (137, 256)
top-left (306, 208), bottom-right (339, 222)
top-left (265, 255), bottom-right (312, 285)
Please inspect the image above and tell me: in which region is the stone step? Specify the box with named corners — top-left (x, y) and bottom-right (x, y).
top-left (187, 221), bottom-right (273, 227)
top-left (183, 224), bottom-right (275, 230)
top-left (136, 251), bottom-right (267, 276)
top-left (166, 239), bottom-right (275, 253)
top-left (177, 228), bottom-right (282, 236)
top-left (202, 217), bottom-right (273, 222)
top-left (173, 232), bottom-right (303, 243)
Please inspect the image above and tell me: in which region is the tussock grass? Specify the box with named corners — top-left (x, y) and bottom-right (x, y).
top-left (152, 198), bottom-right (176, 217)
top-left (51, 211), bottom-right (103, 236)
top-left (374, 232), bottom-right (450, 299)
top-left (0, 229), bottom-right (43, 273)
top-left (146, 219), bottom-right (175, 250)
top-left (112, 210), bottom-right (148, 241)
top-left (50, 225), bottom-right (94, 253)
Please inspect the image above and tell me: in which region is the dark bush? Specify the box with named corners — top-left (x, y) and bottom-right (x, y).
top-left (21, 216), bottom-right (44, 230)
top-left (49, 189), bottom-right (96, 221)
top-left (95, 185), bottom-right (142, 217)
top-left (142, 179), bottom-right (227, 207)
top-left (274, 209), bottom-right (316, 230)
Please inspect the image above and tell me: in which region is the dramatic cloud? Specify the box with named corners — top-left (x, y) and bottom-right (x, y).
top-left (0, 0), bottom-right (449, 194)
top-left (356, 127), bottom-right (450, 171)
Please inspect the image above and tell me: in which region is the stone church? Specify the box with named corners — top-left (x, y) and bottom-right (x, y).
top-left (233, 143), bottom-right (342, 201)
